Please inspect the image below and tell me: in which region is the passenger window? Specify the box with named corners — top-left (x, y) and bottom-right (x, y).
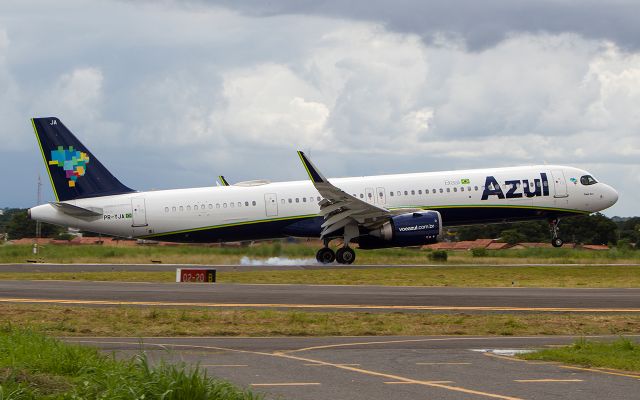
top-left (288, 198), bottom-right (292, 203)
top-left (165, 207), bottom-right (169, 212)
top-left (230, 203), bottom-right (234, 208)
top-left (317, 197), bottom-right (321, 202)
top-left (379, 192), bottom-right (383, 197)
top-left (390, 192), bottom-right (394, 197)
top-left (216, 204), bottom-right (220, 209)
top-left (439, 188), bottom-right (443, 193)
top-left (460, 187), bottom-right (464, 192)
top-left (187, 205), bottom-right (191, 211)
top-left (195, 205), bottom-right (199, 211)
top-left (201, 204), bottom-right (205, 209)
top-left (368, 192), bottom-right (373, 199)
top-left (453, 187), bottom-right (457, 192)
top-left (360, 194), bottom-right (364, 199)
top-left (237, 202), bottom-right (241, 207)
top-left (310, 197), bottom-right (314, 202)
top-left (418, 190), bottom-right (422, 195)
top-left (432, 189), bottom-right (436, 194)
top-left (179, 206), bottom-right (184, 212)
top-left (295, 198), bottom-right (299, 203)
top-left (474, 186), bottom-right (478, 191)
top-left (397, 191), bottom-right (401, 196)
top-left (303, 197), bottom-right (307, 202)
top-left (411, 190), bottom-right (415, 195)
top-left (404, 190), bottom-right (408, 195)
top-left (172, 206), bottom-right (176, 212)
top-left (252, 201), bottom-right (257, 206)
top-left (446, 188), bottom-right (450, 193)
top-left (223, 203), bottom-right (227, 208)
top-left (208, 204), bottom-right (213, 209)
top-left (281, 199), bottom-right (285, 204)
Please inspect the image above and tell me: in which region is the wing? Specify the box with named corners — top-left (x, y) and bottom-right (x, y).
top-left (297, 151), bottom-right (392, 239)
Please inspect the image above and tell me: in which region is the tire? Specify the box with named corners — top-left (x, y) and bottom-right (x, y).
top-left (316, 248), bottom-right (335, 264)
top-left (335, 247), bottom-right (356, 265)
top-left (552, 237), bottom-right (564, 248)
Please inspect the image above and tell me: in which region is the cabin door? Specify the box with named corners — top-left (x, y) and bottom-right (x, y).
top-left (264, 193), bottom-right (278, 217)
top-left (131, 197), bottom-right (148, 227)
top-left (551, 170), bottom-right (568, 198)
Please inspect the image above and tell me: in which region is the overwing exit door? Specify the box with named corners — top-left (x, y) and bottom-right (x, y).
top-left (376, 187), bottom-right (387, 205)
top-left (365, 187), bottom-right (375, 204)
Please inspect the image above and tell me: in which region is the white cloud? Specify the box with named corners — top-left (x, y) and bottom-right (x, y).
top-left (0, 1), bottom-right (639, 215)
top-left (213, 63), bottom-right (331, 148)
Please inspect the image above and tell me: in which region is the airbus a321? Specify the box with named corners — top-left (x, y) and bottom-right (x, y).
top-left (28, 118), bottom-right (619, 264)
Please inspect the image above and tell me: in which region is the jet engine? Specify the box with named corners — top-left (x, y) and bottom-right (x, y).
top-left (358, 211), bottom-right (442, 249)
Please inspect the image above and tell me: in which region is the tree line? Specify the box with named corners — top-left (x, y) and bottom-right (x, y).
top-left (1, 207), bottom-right (638, 246)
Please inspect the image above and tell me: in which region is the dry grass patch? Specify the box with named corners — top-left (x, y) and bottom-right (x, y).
top-left (2, 304), bottom-right (640, 337)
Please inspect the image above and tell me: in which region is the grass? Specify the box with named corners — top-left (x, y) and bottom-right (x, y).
top-left (0, 325), bottom-right (260, 399)
top-left (520, 338), bottom-right (640, 372)
top-left (1, 304), bottom-right (640, 337)
top-left (3, 264), bottom-right (640, 287)
top-left (1, 243), bottom-right (639, 265)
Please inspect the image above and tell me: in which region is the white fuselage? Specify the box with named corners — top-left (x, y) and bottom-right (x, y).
top-left (30, 165), bottom-right (618, 242)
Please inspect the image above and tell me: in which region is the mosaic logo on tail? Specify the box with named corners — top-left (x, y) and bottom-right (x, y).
top-left (49, 146), bottom-right (90, 187)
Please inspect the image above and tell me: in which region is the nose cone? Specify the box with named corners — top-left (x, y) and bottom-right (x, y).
top-left (602, 184), bottom-right (619, 208)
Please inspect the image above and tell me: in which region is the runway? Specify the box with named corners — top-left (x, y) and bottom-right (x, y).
top-left (65, 335), bottom-right (640, 400)
top-left (1, 280), bottom-right (640, 312)
top-left (2, 262), bottom-right (639, 273)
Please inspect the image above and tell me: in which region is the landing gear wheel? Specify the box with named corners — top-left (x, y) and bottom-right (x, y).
top-left (335, 247), bottom-right (356, 265)
top-left (549, 218), bottom-right (563, 248)
top-left (316, 247), bottom-right (335, 264)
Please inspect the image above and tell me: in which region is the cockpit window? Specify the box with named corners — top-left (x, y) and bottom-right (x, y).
top-left (580, 175), bottom-right (597, 185)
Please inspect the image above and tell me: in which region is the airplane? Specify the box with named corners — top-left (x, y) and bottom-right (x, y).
top-left (28, 117), bottom-right (619, 264)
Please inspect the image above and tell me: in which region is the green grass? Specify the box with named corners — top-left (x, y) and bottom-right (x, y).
top-left (3, 264), bottom-right (640, 287)
top-left (0, 325), bottom-right (260, 399)
top-left (521, 338), bottom-right (640, 372)
top-left (1, 243), bottom-right (638, 265)
top-left (2, 304), bottom-right (640, 337)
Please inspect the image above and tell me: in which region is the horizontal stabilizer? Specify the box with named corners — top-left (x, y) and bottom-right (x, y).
top-left (51, 202), bottom-right (103, 217)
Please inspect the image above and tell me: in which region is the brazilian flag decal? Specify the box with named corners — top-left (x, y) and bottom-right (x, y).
top-left (461, 178), bottom-right (471, 184)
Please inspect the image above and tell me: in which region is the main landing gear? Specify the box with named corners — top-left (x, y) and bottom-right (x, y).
top-left (549, 218), bottom-right (564, 248)
top-left (316, 237), bottom-right (357, 265)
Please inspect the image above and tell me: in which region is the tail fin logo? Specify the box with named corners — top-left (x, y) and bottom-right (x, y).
top-left (48, 146), bottom-right (90, 187)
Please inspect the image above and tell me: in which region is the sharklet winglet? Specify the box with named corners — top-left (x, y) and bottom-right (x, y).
top-left (297, 151), bottom-right (326, 184)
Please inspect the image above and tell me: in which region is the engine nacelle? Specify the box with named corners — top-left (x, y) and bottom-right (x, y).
top-left (358, 211), bottom-right (442, 249)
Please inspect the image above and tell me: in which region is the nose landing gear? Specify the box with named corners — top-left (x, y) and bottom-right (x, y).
top-left (549, 218), bottom-right (564, 248)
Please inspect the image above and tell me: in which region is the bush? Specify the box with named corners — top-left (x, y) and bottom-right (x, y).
top-left (471, 248), bottom-right (488, 257)
top-left (428, 250), bottom-right (448, 261)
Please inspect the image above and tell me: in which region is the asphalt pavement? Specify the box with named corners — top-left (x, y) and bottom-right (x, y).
top-left (64, 335), bottom-right (640, 400)
top-left (1, 280), bottom-right (639, 312)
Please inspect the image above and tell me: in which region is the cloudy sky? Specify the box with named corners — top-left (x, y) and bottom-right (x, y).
top-left (1, 0), bottom-right (638, 216)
